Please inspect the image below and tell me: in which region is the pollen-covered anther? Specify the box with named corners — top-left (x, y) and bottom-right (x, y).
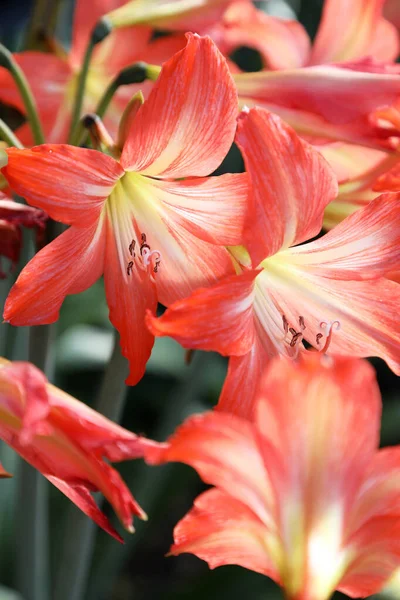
top-left (317, 320), bottom-right (341, 354)
top-left (127, 261), bottom-right (134, 276)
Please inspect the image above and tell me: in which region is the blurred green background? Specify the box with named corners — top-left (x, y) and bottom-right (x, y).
top-left (0, 1), bottom-right (399, 599)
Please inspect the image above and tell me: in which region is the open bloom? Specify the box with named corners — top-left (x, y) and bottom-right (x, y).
top-left (228, 0), bottom-right (400, 150)
top-left (145, 353), bottom-right (400, 600)
top-left (0, 358), bottom-right (157, 541)
top-left (2, 35), bottom-right (247, 385)
top-left (0, 0), bottom-right (185, 143)
top-left (148, 107), bottom-right (400, 417)
top-left (0, 192), bottom-right (46, 278)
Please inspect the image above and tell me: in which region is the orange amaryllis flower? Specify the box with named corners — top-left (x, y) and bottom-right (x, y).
top-left (0, 0), bottom-right (185, 143)
top-left (148, 107), bottom-right (400, 417)
top-left (0, 358), bottom-right (157, 541)
top-left (225, 0), bottom-right (400, 150)
top-left (145, 354), bottom-right (400, 600)
top-left (2, 35), bottom-right (247, 385)
top-left (210, 0), bottom-right (399, 70)
top-left (0, 192), bottom-right (46, 278)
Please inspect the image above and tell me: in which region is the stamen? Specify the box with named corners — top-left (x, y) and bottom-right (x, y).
top-left (299, 316), bottom-right (305, 330)
top-left (317, 320), bottom-right (341, 354)
top-left (289, 327), bottom-right (297, 336)
top-left (127, 261), bottom-right (134, 276)
top-left (290, 332), bottom-right (302, 347)
top-left (282, 314), bottom-right (289, 335)
top-left (140, 232), bottom-right (150, 256)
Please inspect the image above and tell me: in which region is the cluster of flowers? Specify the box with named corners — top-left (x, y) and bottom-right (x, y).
top-left (1, 0), bottom-right (400, 598)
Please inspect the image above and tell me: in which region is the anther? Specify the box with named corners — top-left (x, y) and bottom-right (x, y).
top-left (290, 332), bottom-right (302, 347)
top-left (127, 261), bottom-right (134, 276)
top-left (289, 327), bottom-right (297, 336)
top-left (129, 239), bottom-right (136, 257)
top-left (299, 316), bottom-right (305, 330)
top-left (316, 333), bottom-right (323, 345)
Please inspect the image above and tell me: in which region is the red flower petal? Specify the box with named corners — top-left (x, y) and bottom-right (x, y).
top-left (121, 34), bottom-right (238, 178)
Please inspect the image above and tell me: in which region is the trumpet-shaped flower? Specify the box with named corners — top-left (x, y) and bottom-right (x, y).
top-left (2, 35), bottom-right (248, 385)
top-left (148, 108), bottom-right (400, 417)
top-left (0, 0), bottom-right (185, 143)
top-left (145, 353), bottom-right (400, 600)
top-left (0, 358), bottom-right (157, 540)
top-left (225, 0), bottom-right (400, 150)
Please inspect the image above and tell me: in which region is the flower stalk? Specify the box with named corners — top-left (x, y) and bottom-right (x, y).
top-left (0, 43), bottom-right (44, 145)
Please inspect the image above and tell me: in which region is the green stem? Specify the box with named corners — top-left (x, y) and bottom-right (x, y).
top-left (16, 324), bottom-right (55, 600)
top-left (0, 43), bottom-right (44, 145)
top-left (68, 20), bottom-right (113, 146)
top-left (0, 119), bottom-right (23, 148)
top-left (53, 332), bottom-right (128, 600)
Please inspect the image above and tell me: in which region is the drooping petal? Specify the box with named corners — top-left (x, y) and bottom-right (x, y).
top-left (3, 217), bottom-right (106, 326)
top-left (47, 476), bottom-right (124, 542)
top-left (211, 1), bottom-right (311, 69)
top-left (147, 270), bottom-right (259, 356)
top-left (121, 34), bottom-right (238, 178)
top-left (235, 107), bottom-right (337, 263)
top-left (171, 488), bottom-right (278, 578)
top-left (259, 257), bottom-right (400, 374)
top-left (3, 146), bottom-right (123, 226)
top-left (234, 64), bottom-right (400, 131)
top-left (112, 173), bottom-right (235, 307)
top-left (145, 411), bottom-right (273, 527)
top-left (310, 0), bottom-right (399, 64)
top-left (255, 354), bottom-right (381, 600)
top-left (103, 197), bottom-right (157, 385)
top-left (286, 193), bottom-right (400, 279)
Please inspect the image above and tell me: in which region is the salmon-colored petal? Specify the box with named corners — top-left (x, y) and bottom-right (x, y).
top-left (255, 354), bottom-right (381, 599)
top-left (259, 259), bottom-right (400, 374)
top-left (310, 0), bottom-right (398, 64)
top-left (235, 108), bottom-right (337, 262)
top-left (46, 476), bottom-right (123, 542)
top-left (3, 218), bottom-right (106, 326)
top-left (368, 17), bottom-right (400, 62)
top-left (235, 64), bottom-right (400, 130)
top-left (216, 333), bottom-right (270, 419)
top-left (317, 143), bottom-right (385, 183)
top-left (112, 173), bottom-right (235, 307)
top-left (171, 488), bottom-right (278, 578)
top-left (121, 34), bottom-right (238, 178)
top-left (3, 146), bottom-right (123, 226)
top-left (374, 162), bottom-right (400, 191)
top-left (339, 518), bottom-right (400, 598)
top-left (287, 193), bottom-right (400, 279)
top-left (147, 270), bottom-right (259, 356)
top-left (212, 1), bottom-right (310, 69)
top-left (103, 211), bottom-right (157, 386)
top-left (145, 411), bottom-right (273, 527)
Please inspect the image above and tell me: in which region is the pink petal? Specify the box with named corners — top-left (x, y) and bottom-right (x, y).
top-left (121, 34), bottom-right (238, 178)
top-left (235, 107), bottom-right (337, 263)
top-left (3, 146), bottom-right (124, 226)
top-left (171, 488), bottom-right (277, 578)
top-left (4, 218), bottom-right (106, 326)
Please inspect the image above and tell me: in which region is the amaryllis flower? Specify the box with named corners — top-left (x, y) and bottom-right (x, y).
top-left (145, 353), bottom-right (400, 600)
top-left (0, 193), bottom-right (46, 278)
top-left (0, 0), bottom-right (184, 144)
top-left (0, 358), bottom-right (157, 541)
top-left (148, 108), bottom-right (400, 417)
top-left (226, 0), bottom-right (400, 150)
top-left (2, 35), bottom-right (248, 385)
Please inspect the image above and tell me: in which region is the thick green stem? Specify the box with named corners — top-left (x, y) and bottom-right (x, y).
top-left (0, 43), bottom-right (44, 145)
top-left (15, 324), bottom-right (55, 600)
top-left (68, 19), bottom-right (113, 145)
top-left (53, 332), bottom-right (128, 600)
top-left (0, 119), bottom-right (23, 148)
